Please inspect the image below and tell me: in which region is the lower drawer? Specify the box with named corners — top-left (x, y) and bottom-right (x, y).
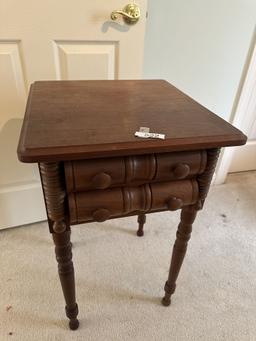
top-left (68, 180), bottom-right (198, 224)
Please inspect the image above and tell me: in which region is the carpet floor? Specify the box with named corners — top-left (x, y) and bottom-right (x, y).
top-left (0, 172), bottom-right (256, 341)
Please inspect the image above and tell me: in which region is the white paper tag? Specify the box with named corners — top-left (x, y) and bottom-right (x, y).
top-left (139, 127), bottom-right (150, 133)
top-left (135, 132), bottom-right (165, 140)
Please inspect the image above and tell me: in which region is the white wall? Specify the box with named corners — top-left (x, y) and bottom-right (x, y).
top-left (143, 0), bottom-right (256, 121)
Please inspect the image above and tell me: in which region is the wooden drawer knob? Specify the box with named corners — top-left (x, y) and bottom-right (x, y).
top-left (172, 163), bottom-right (190, 179)
top-left (167, 197), bottom-right (183, 211)
top-left (92, 208), bottom-right (110, 222)
top-left (92, 172), bottom-right (112, 189)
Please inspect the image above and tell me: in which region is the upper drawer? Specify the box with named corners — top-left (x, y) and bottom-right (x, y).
top-left (64, 150), bottom-right (206, 192)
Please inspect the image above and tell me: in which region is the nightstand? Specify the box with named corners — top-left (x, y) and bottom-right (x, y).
top-left (17, 80), bottom-right (246, 330)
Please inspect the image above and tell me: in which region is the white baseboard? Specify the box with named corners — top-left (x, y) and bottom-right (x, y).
top-left (229, 140), bottom-right (256, 173)
top-left (0, 181), bottom-right (46, 230)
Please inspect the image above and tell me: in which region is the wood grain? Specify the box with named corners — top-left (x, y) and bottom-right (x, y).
top-left (17, 80), bottom-right (247, 162)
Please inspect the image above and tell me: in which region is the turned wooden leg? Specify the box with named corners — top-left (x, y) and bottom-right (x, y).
top-left (38, 163), bottom-right (79, 330)
top-left (137, 213), bottom-right (146, 237)
top-left (162, 205), bottom-right (198, 306)
top-left (53, 230), bottom-right (79, 330)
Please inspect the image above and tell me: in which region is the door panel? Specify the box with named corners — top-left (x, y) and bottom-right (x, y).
top-left (0, 42), bottom-right (32, 191)
top-left (0, 42), bottom-right (26, 132)
top-left (54, 41), bottom-right (117, 80)
top-left (0, 1), bottom-right (147, 228)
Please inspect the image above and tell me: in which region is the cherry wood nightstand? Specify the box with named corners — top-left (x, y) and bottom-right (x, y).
top-left (17, 80), bottom-right (246, 330)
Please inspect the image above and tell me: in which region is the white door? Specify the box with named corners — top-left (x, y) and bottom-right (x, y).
top-left (229, 41), bottom-right (256, 173)
top-left (0, 1), bottom-right (147, 229)
top-left (229, 119), bottom-right (256, 173)
top-left (215, 42), bottom-right (256, 184)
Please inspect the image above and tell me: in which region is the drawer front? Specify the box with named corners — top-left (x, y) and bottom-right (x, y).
top-left (68, 180), bottom-right (198, 224)
top-left (65, 150), bottom-right (206, 192)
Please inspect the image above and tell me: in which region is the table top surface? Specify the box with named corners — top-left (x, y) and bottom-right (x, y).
top-left (17, 80), bottom-right (246, 162)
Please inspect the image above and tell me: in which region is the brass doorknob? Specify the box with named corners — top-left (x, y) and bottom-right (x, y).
top-left (111, 3), bottom-right (140, 25)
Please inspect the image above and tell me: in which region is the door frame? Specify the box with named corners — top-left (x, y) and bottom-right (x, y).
top-left (215, 37), bottom-right (256, 184)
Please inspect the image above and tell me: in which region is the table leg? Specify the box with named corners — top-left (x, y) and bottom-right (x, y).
top-left (137, 213), bottom-right (146, 237)
top-left (52, 230), bottom-right (79, 330)
top-left (162, 204), bottom-right (197, 306)
top-left (39, 162), bottom-right (79, 330)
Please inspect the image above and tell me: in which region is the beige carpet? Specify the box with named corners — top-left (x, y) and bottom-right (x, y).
top-left (1, 172), bottom-right (256, 341)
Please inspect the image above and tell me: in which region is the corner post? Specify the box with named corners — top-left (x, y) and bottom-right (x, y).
top-left (39, 162), bottom-right (79, 330)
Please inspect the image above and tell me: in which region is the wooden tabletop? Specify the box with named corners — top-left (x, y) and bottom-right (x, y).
top-left (17, 80), bottom-right (246, 162)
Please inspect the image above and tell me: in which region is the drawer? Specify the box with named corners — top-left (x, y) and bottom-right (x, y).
top-left (67, 180), bottom-right (199, 224)
top-left (65, 150), bottom-right (206, 192)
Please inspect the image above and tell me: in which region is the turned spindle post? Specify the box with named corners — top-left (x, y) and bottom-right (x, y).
top-left (52, 231), bottom-right (79, 330)
top-left (39, 162), bottom-right (79, 330)
top-left (197, 148), bottom-right (220, 209)
top-left (162, 204), bottom-right (197, 306)
top-left (137, 213), bottom-right (146, 237)
top-left (162, 148), bottom-right (220, 306)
